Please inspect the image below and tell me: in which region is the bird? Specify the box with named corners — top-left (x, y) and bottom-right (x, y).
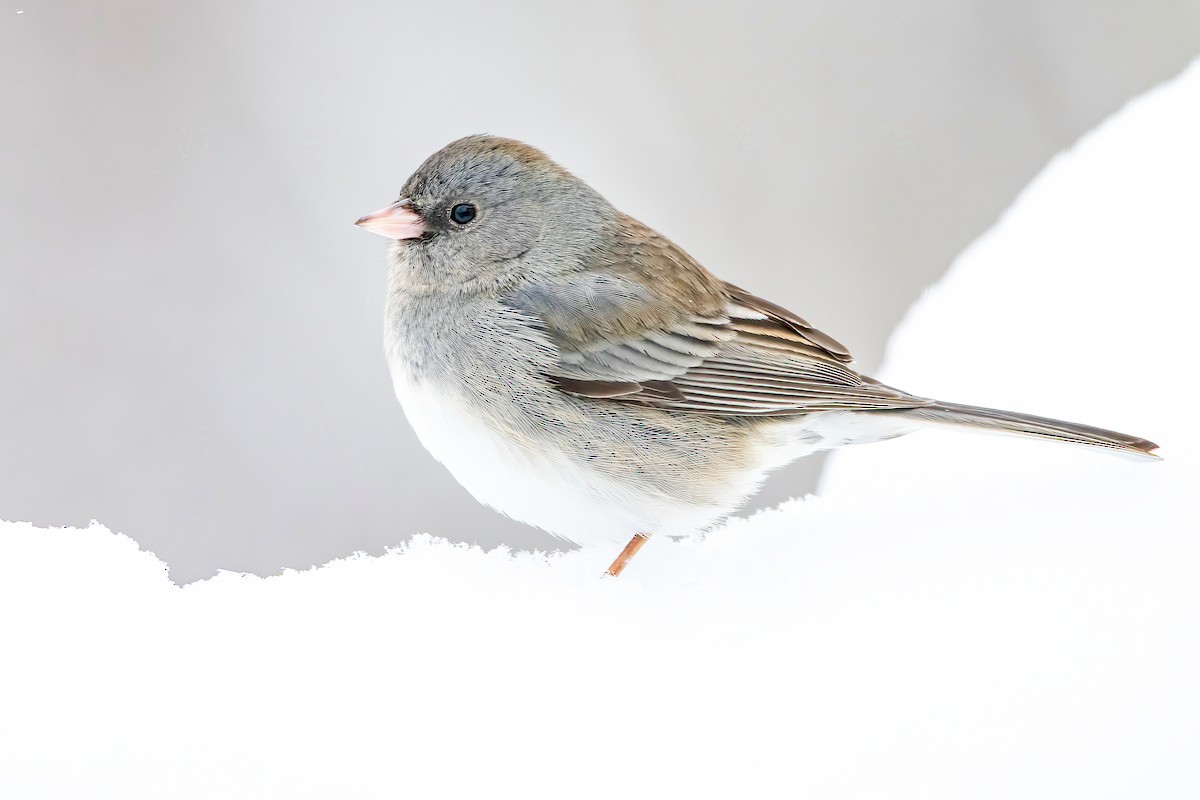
top-left (356, 135), bottom-right (1159, 577)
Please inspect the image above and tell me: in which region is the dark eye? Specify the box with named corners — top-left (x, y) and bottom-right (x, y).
top-left (450, 203), bottom-right (477, 225)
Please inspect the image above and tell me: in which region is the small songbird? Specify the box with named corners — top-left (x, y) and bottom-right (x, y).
top-left (357, 135), bottom-right (1159, 577)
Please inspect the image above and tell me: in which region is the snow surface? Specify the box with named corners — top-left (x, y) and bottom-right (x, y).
top-left (3, 63), bottom-right (1199, 799)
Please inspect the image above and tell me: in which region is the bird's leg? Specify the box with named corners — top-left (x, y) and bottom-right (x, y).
top-left (604, 533), bottom-right (651, 577)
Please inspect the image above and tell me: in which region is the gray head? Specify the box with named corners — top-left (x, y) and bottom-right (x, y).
top-left (357, 135), bottom-right (613, 289)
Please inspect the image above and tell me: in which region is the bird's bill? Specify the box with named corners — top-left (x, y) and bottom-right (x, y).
top-left (354, 199), bottom-right (426, 240)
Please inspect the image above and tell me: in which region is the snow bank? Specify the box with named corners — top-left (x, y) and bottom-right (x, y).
top-left (3, 63), bottom-right (1198, 798)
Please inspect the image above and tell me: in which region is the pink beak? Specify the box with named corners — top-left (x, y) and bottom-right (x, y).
top-left (355, 199), bottom-right (426, 240)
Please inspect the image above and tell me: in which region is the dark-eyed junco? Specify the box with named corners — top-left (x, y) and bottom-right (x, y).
top-left (357, 135), bottom-right (1159, 577)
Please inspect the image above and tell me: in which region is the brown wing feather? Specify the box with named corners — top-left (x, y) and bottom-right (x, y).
top-left (505, 220), bottom-right (929, 416)
top-left (724, 283), bottom-right (854, 363)
top-left (549, 288), bottom-right (931, 416)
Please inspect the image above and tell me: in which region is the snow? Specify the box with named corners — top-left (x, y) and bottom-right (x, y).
top-left (3, 62), bottom-right (1199, 799)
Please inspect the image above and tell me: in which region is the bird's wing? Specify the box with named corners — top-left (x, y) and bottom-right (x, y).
top-left (501, 215), bottom-right (931, 417)
top-left (503, 218), bottom-right (932, 416)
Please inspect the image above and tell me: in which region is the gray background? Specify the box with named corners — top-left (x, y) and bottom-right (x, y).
top-left (2, 1), bottom-right (1198, 583)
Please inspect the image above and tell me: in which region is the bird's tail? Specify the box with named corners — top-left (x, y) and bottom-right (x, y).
top-left (883, 400), bottom-right (1161, 460)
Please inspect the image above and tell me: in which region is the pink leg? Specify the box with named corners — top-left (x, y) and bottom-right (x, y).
top-left (605, 533), bottom-right (650, 577)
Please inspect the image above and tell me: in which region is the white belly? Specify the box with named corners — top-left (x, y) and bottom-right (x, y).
top-left (392, 373), bottom-right (731, 546)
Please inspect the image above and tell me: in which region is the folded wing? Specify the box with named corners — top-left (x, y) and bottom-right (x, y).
top-left (503, 214), bottom-right (931, 416)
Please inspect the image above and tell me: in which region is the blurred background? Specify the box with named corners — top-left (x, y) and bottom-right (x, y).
top-left (2, 0), bottom-right (1198, 582)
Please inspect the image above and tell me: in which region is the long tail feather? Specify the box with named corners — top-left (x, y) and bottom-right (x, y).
top-left (887, 400), bottom-right (1160, 460)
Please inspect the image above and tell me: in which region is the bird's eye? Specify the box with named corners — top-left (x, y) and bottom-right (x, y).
top-left (450, 203), bottom-right (477, 225)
